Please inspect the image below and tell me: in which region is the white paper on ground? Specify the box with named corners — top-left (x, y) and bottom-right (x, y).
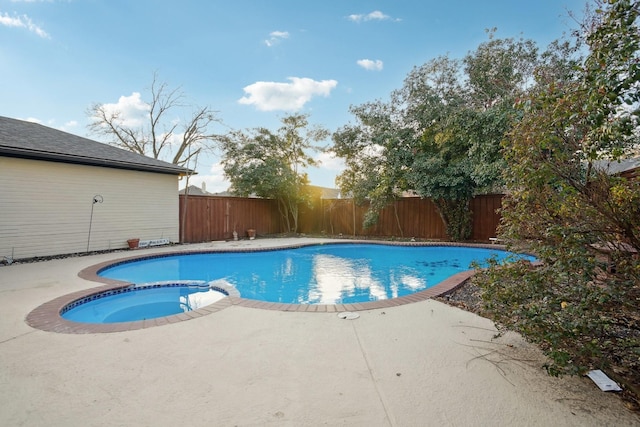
top-left (337, 312), bottom-right (360, 320)
top-left (586, 369), bottom-right (622, 392)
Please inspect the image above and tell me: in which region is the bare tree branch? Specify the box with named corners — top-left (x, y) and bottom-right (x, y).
top-left (87, 72), bottom-right (220, 167)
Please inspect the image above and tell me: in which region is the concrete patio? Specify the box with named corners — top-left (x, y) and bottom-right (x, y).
top-left (1, 238), bottom-right (638, 426)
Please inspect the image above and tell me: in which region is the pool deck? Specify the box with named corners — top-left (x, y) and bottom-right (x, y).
top-left (1, 238), bottom-right (638, 426)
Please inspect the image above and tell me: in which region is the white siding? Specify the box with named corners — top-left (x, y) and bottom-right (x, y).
top-left (0, 157), bottom-right (180, 259)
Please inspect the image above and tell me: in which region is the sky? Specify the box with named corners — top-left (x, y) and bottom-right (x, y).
top-left (1, 0), bottom-right (588, 193)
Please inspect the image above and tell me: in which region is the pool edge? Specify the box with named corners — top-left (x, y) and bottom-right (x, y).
top-left (27, 240), bottom-right (506, 334)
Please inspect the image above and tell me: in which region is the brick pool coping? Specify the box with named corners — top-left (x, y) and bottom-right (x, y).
top-left (26, 240), bottom-right (504, 334)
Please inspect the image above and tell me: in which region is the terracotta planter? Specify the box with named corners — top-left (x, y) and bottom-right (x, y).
top-left (246, 229), bottom-right (256, 240)
top-left (127, 238), bottom-right (140, 249)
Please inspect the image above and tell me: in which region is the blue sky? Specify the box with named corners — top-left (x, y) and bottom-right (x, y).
top-left (2, 0), bottom-right (587, 192)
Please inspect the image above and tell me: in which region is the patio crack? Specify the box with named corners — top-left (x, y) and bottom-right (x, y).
top-left (0, 329), bottom-right (38, 345)
top-left (351, 321), bottom-right (397, 427)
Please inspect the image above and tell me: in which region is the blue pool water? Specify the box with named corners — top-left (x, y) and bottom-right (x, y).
top-left (62, 283), bottom-right (227, 323)
top-left (97, 243), bottom-right (533, 306)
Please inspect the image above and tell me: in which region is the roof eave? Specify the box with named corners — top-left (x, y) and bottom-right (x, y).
top-left (0, 146), bottom-right (192, 176)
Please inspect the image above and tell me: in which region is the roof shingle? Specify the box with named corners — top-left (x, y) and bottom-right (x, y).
top-left (0, 116), bottom-right (191, 175)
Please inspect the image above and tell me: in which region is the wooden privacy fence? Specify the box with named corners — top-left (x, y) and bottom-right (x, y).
top-left (179, 194), bottom-right (503, 243)
top-left (179, 195), bottom-right (282, 242)
top-left (298, 194), bottom-right (503, 241)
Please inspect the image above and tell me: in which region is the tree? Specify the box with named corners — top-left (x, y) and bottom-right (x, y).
top-left (332, 99), bottom-right (412, 234)
top-left (87, 72), bottom-right (220, 167)
top-left (219, 113), bottom-right (328, 233)
top-left (333, 32), bottom-right (539, 240)
top-left (474, 0), bottom-right (640, 391)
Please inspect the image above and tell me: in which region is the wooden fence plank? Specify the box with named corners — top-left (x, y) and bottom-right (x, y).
top-left (179, 195), bottom-right (282, 243)
top-left (179, 194), bottom-right (503, 243)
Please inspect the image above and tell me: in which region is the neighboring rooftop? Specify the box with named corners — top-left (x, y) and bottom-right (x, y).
top-left (307, 185), bottom-right (341, 199)
top-left (0, 116), bottom-right (191, 176)
top-left (179, 185), bottom-right (214, 196)
top-left (595, 157), bottom-right (640, 175)
top-left (179, 184), bottom-right (341, 198)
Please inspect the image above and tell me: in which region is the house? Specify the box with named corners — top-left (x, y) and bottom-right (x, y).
top-left (179, 184), bottom-right (213, 196)
top-left (594, 157), bottom-right (640, 180)
top-left (0, 116), bottom-right (191, 260)
top-left (306, 185), bottom-right (341, 199)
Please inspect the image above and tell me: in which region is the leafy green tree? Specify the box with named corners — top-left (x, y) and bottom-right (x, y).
top-left (219, 113), bottom-right (328, 233)
top-left (402, 57), bottom-right (478, 240)
top-left (475, 0), bottom-right (640, 387)
top-left (332, 99), bottom-right (412, 233)
top-left (333, 32), bottom-right (539, 240)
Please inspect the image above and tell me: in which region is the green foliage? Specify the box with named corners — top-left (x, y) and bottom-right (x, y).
top-left (465, 28), bottom-right (539, 109)
top-left (582, 0), bottom-right (640, 158)
top-left (219, 113), bottom-right (328, 232)
top-left (475, 0), bottom-right (640, 380)
top-left (333, 33), bottom-right (539, 240)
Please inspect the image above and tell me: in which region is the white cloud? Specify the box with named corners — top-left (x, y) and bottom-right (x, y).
top-left (264, 30), bottom-right (289, 47)
top-left (315, 150), bottom-right (345, 172)
top-left (347, 10), bottom-right (399, 23)
top-left (19, 117), bottom-right (79, 133)
top-left (357, 59), bottom-right (384, 71)
top-left (59, 120), bottom-right (78, 132)
top-left (97, 92), bottom-right (150, 127)
top-left (238, 77), bottom-right (338, 111)
top-left (0, 12), bottom-right (50, 38)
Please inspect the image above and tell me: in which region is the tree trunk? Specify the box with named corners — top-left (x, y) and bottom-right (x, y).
top-left (288, 199), bottom-right (299, 233)
top-left (394, 202), bottom-right (404, 238)
top-left (433, 198), bottom-right (472, 241)
top-left (277, 199), bottom-right (292, 233)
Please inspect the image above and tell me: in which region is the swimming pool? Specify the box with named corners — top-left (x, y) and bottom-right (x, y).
top-left (27, 241), bottom-right (536, 332)
top-left (61, 282), bottom-right (230, 323)
top-left (97, 243), bottom-right (531, 306)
